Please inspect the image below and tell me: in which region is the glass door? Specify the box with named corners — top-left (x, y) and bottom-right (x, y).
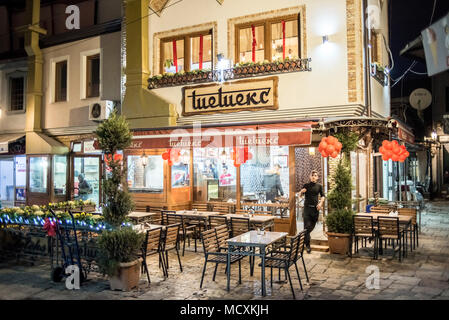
top-left (73, 156), bottom-right (101, 206)
top-left (0, 158), bottom-right (15, 208)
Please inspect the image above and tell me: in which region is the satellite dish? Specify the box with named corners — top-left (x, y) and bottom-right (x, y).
top-left (409, 88), bottom-right (432, 111)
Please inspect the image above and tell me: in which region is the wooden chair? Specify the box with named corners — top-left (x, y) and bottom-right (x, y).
top-left (353, 215), bottom-right (377, 259)
top-left (215, 224), bottom-right (230, 251)
top-left (208, 215), bottom-right (228, 230)
top-left (261, 230), bottom-right (307, 299)
top-left (398, 207), bottom-right (418, 250)
top-left (211, 202), bottom-right (231, 214)
top-left (160, 210), bottom-right (176, 225)
top-left (199, 228), bottom-right (242, 288)
top-left (230, 217), bottom-right (251, 237)
top-left (370, 206), bottom-right (392, 214)
top-left (162, 223), bottom-right (183, 275)
top-left (377, 217), bottom-right (406, 262)
top-left (192, 203), bottom-right (210, 211)
top-left (165, 213), bottom-right (197, 255)
top-left (141, 227), bottom-right (166, 282)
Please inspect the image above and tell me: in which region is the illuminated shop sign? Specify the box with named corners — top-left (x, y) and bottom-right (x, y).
top-left (182, 77), bottom-right (278, 116)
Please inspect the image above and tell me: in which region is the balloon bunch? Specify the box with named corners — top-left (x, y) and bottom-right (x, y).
top-left (231, 146), bottom-right (253, 167)
top-left (104, 153), bottom-right (123, 167)
top-left (318, 136), bottom-right (343, 158)
top-left (162, 149), bottom-right (181, 166)
top-left (379, 140), bottom-right (409, 162)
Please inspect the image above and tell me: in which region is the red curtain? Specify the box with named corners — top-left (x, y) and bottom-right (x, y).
top-left (172, 40), bottom-right (178, 72)
top-left (282, 20), bottom-right (286, 60)
top-left (199, 35), bottom-right (203, 70)
top-left (251, 25), bottom-right (256, 62)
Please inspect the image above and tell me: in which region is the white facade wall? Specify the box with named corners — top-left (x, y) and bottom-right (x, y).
top-left (41, 32), bottom-right (121, 135)
top-left (0, 65), bottom-right (27, 133)
top-left (146, 0), bottom-right (387, 125)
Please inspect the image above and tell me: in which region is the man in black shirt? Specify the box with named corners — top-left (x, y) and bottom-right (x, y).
top-left (299, 170), bottom-right (325, 253)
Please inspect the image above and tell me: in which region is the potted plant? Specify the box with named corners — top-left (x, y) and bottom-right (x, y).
top-left (325, 131), bottom-right (358, 255)
top-left (95, 111), bottom-right (144, 291)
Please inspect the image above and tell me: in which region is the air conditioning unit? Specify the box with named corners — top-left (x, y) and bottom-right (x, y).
top-left (88, 100), bottom-right (113, 121)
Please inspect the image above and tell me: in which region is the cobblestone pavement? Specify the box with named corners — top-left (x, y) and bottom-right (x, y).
top-left (0, 201), bottom-right (448, 300)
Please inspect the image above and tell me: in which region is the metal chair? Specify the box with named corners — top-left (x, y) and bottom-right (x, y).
top-left (215, 224), bottom-right (230, 252)
top-left (161, 223), bottom-right (183, 275)
top-left (353, 215), bottom-right (378, 259)
top-left (398, 207), bottom-right (418, 250)
top-left (230, 217), bottom-right (251, 237)
top-left (377, 217), bottom-right (406, 262)
top-left (140, 227), bottom-right (166, 283)
top-left (208, 215), bottom-right (228, 230)
top-left (165, 213), bottom-right (197, 255)
top-left (261, 231), bottom-right (306, 299)
top-left (199, 227), bottom-right (243, 288)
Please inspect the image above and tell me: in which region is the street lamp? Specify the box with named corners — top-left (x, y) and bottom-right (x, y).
top-left (140, 150), bottom-right (148, 168)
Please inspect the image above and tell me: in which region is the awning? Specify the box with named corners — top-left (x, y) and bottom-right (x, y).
top-left (26, 132), bottom-right (69, 155)
top-left (129, 121), bottom-right (315, 149)
top-left (0, 133), bottom-right (25, 154)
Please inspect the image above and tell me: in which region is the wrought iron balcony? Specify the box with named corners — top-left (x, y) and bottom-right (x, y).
top-left (147, 58), bottom-right (312, 90)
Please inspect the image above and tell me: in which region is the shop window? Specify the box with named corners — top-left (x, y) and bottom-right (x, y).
top-left (161, 30), bottom-right (213, 74)
top-left (127, 155), bottom-right (164, 192)
top-left (193, 148), bottom-right (237, 202)
top-left (236, 14), bottom-right (300, 63)
top-left (9, 76), bottom-right (25, 111)
top-left (86, 54), bottom-right (100, 98)
top-left (171, 150), bottom-right (190, 188)
top-left (15, 156), bottom-right (26, 201)
top-left (55, 60), bottom-right (67, 102)
top-left (74, 157), bottom-right (100, 205)
top-left (29, 157), bottom-right (49, 193)
top-left (240, 146), bottom-right (289, 203)
top-left (53, 156), bottom-right (67, 196)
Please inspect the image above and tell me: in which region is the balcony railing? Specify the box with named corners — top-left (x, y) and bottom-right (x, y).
top-left (147, 58), bottom-right (312, 90)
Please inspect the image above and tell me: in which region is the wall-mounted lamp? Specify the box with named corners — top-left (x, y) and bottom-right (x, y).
top-left (141, 150), bottom-right (148, 168)
top-left (322, 35), bottom-right (329, 44)
top-left (431, 130), bottom-right (437, 141)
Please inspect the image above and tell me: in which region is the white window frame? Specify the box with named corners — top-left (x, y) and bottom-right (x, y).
top-left (49, 55), bottom-right (70, 103)
top-left (80, 48), bottom-right (102, 100)
top-left (6, 70), bottom-right (27, 114)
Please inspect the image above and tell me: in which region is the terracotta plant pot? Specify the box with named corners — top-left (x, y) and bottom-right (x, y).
top-left (109, 258), bottom-right (142, 291)
top-left (327, 232), bottom-right (351, 255)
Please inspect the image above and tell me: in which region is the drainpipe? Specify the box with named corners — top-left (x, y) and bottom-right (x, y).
top-left (362, 0), bottom-right (372, 118)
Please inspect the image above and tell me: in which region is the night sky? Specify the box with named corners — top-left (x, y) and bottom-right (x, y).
top-left (390, 0), bottom-right (449, 88)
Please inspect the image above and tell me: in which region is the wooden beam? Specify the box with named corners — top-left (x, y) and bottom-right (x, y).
top-left (288, 146), bottom-right (296, 236)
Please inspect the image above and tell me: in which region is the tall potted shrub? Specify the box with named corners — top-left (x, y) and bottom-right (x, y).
top-left (95, 111), bottom-right (144, 291)
top-left (325, 131), bottom-right (358, 255)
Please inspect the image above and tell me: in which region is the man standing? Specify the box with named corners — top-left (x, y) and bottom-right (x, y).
top-left (299, 170), bottom-right (325, 253)
top-left (77, 174), bottom-right (92, 201)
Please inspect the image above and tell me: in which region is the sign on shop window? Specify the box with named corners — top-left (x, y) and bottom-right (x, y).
top-left (182, 77), bottom-right (278, 116)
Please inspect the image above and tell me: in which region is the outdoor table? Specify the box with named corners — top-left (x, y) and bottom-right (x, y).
top-left (128, 211), bottom-right (158, 224)
top-left (356, 212), bottom-right (412, 225)
top-left (226, 230), bottom-right (288, 297)
top-left (223, 213), bottom-right (275, 230)
top-left (241, 202), bottom-right (289, 217)
top-left (176, 210), bottom-right (222, 228)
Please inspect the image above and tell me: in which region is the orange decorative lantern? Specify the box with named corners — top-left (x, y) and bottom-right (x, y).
top-left (318, 136), bottom-right (342, 158)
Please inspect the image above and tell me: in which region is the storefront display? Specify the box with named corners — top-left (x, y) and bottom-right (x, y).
top-left (127, 155), bottom-right (164, 192)
top-left (29, 156), bottom-right (49, 194)
top-left (53, 156), bottom-right (67, 196)
top-left (73, 156), bottom-right (100, 205)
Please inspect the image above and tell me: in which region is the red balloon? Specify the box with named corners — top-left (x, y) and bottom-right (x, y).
top-left (331, 151), bottom-right (339, 158)
top-left (321, 151), bottom-right (329, 158)
top-left (162, 152), bottom-right (169, 160)
top-left (335, 141), bottom-right (343, 151)
top-left (384, 150), bottom-right (393, 159)
top-left (384, 141), bottom-right (392, 150)
top-left (393, 146), bottom-right (401, 155)
top-left (404, 151), bottom-right (410, 158)
top-left (379, 146), bottom-right (385, 154)
top-left (327, 145), bottom-right (335, 154)
top-left (320, 141), bottom-right (328, 151)
top-left (327, 136), bottom-right (336, 144)
top-left (400, 145), bottom-right (406, 150)
top-left (392, 154), bottom-right (399, 162)
top-left (382, 154), bottom-right (389, 161)
top-left (382, 140), bottom-right (389, 148)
